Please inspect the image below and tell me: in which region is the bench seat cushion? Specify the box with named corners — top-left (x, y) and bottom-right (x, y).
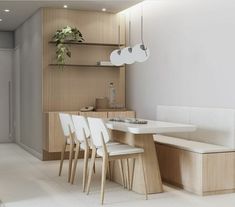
top-left (154, 135), bottom-right (234, 153)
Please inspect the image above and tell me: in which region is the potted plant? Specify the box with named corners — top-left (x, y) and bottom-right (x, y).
top-left (52, 26), bottom-right (84, 68)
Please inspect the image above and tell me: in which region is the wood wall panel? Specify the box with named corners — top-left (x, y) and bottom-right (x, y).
top-left (203, 152), bottom-right (235, 193)
top-left (156, 143), bottom-right (235, 195)
top-left (43, 8), bottom-right (126, 112)
top-left (156, 143), bottom-right (203, 194)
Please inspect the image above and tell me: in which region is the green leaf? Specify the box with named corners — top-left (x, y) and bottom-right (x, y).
top-left (66, 51), bottom-right (71, 57)
top-left (52, 26), bottom-right (85, 66)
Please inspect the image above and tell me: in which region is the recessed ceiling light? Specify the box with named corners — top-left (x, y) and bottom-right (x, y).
top-left (0, 19), bottom-right (2, 22)
top-left (4, 9), bottom-right (10, 12)
top-left (102, 8), bottom-right (107, 12)
top-left (63, 5), bottom-right (68, 8)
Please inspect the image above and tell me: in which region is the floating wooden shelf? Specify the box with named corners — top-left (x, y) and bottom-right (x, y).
top-left (49, 64), bottom-right (124, 68)
top-left (49, 41), bottom-right (124, 47)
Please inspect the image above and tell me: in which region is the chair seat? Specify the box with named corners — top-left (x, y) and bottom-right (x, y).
top-left (154, 135), bottom-right (234, 153)
top-left (97, 144), bottom-right (144, 157)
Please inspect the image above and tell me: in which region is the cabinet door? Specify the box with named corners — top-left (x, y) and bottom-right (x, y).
top-left (108, 111), bottom-right (136, 118)
top-left (79, 111), bottom-right (108, 118)
top-left (45, 112), bottom-right (78, 152)
top-left (0, 50), bottom-right (12, 142)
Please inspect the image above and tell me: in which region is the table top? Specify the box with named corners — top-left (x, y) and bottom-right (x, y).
top-left (106, 119), bottom-right (196, 134)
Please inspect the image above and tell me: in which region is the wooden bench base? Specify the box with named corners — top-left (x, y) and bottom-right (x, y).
top-left (155, 143), bottom-right (235, 195)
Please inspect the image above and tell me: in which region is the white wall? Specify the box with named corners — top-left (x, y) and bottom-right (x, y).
top-left (0, 32), bottom-right (14, 48)
top-left (14, 9), bottom-right (43, 158)
top-left (126, 0), bottom-right (235, 119)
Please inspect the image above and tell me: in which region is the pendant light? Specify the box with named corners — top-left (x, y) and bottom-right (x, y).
top-left (133, 4), bottom-right (150, 63)
top-left (121, 12), bottom-right (135, 65)
top-left (110, 19), bottom-right (124, 66)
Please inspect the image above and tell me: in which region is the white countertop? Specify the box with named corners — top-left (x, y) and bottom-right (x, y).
top-left (106, 120), bottom-right (196, 134)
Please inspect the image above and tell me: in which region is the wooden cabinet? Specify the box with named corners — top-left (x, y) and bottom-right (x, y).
top-left (43, 110), bottom-right (135, 153)
top-left (108, 111), bottom-right (135, 118)
top-left (79, 111), bottom-right (108, 118)
top-left (80, 111), bottom-right (135, 119)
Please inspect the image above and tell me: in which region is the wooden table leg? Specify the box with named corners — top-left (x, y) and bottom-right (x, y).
top-left (110, 130), bottom-right (163, 194)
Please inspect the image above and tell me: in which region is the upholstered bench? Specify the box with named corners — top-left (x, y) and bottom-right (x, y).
top-left (154, 106), bottom-right (235, 195)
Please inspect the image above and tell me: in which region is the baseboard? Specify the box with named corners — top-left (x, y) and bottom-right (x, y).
top-left (203, 189), bottom-right (235, 196)
top-left (0, 138), bottom-right (13, 143)
top-left (18, 141), bottom-right (43, 160)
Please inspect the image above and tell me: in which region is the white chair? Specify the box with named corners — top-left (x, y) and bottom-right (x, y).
top-left (58, 113), bottom-right (75, 182)
top-left (71, 115), bottom-right (121, 190)
top-left (70, 115), bottom-right (91, 191)
top-left (86, 117), bottom-right (148, 205)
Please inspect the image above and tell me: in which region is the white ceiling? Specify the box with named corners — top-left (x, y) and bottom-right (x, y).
top-left (0, 0), bottom-right (143, 31)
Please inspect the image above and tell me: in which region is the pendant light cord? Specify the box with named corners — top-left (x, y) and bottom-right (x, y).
top-left (118, 24), bottom-right (121, 48)
top-left (128, 12), bottom-right (133, 54)
top-left (118, 15), bottom-right (121, 55)
top-left (141, 5), bottom-right (144, 45)
top-left (141, 3), bottom-right (148, 56)
top-left (129, 12), bottom-right (132, 48)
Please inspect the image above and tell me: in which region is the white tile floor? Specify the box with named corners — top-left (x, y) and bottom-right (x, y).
top-left (0, 143), bottom-right (235, 207)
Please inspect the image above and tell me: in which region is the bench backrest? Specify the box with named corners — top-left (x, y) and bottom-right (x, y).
top-left (156, 105), bottom-right (235, 148)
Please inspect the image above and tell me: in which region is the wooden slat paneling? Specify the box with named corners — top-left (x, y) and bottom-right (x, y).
top-left (156, 142), bottom-right (235, 195)
top-left (42, 8), bottom-right (126, 112)
top-left (203, 152), bottom-right (235, 193)
top-left (156, 143), bottom-right (203, 194)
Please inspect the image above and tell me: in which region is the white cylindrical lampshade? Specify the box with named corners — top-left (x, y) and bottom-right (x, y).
top-left (121, 47), bottom-right (135, 64)
top-left (110, 49), bottom-right (124, 66)
top-left (133, 43), bottom-right (150, 63)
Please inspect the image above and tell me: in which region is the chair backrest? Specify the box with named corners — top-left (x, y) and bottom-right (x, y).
top-left (59, 113), bottom-right (75, 137)
top-left (87, 117), bottom-right (111, 147)
top-left (72, 115), bottom-right (90, 142)
top-left (156, 105), bottom-right (235, 148)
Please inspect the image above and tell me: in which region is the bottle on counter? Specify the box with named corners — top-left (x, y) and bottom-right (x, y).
top-left (108, 82), bottom-right (116, 108)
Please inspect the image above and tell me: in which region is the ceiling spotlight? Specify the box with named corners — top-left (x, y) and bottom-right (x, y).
top-left (102, 8), bottom-right (106, 12)
top-left (4, 9), bottom-right (10, 12)
top-left (63, 5), bottom-right (68, 8)
top-left (0, 19), bottom-right (2, 22)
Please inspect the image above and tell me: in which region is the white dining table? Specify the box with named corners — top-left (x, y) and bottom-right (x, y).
top-left (105, 119), bottom-right (196, 194)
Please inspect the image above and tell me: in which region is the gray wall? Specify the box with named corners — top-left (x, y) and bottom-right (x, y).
top-left (0, 32), bottom-right (14, 48)
top-left (14, 9), bottom-right (43, 157)
top-left (126, 0), bottom-right (235, 119)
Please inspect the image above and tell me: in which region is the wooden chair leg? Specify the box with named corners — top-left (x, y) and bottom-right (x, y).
top-left (86, 148), bottom-right (96, 195)
top-left (101, 156), bottom-right (108, 205)
top-left (59, 142), bottom-right (67, 176)
top-left (93, 162), bottom-right (96, 174)
top-left (131, 158), bottom-right (136, 190)
top-left (68, 141), bottom-right (74, 182)
top-left (82, 148), bottom-right (89, 192)
top-left (118, 159), bottom-right (125, 188)
top-left (107, 161), bottom-right (112, 180)
top-left (139, 154), bottom-right (148, 200)
top-left (126, 159), bottom-right (131, 190)
top-left (70, 144), bottom-right (80, 184)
